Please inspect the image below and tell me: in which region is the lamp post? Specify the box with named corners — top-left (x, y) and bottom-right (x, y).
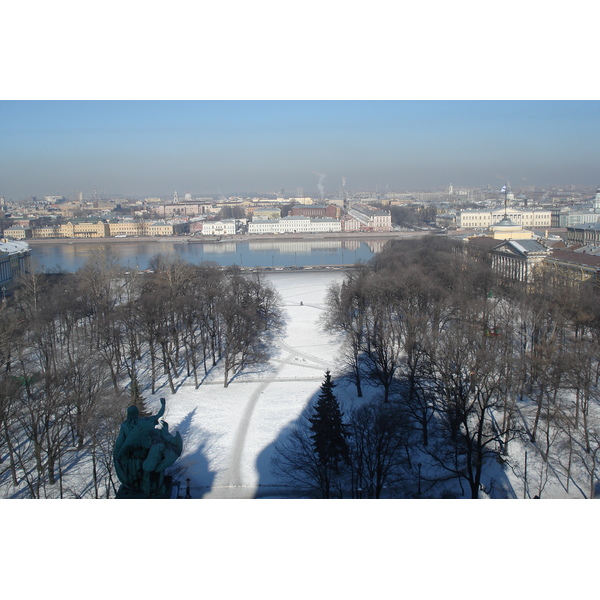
top-left (417, 463), bottom-right (422, 496)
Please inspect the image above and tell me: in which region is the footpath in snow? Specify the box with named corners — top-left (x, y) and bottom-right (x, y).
top-left (145, 270), bottom-right (346, 499)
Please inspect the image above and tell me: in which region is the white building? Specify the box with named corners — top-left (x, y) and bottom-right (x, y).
top-left (347, 204), bottom-right (392, 232)
top-left (0, 240), bottom-right (31, 291)
top-left (248, 216), bottom-right (341, 235)
top-left (201, 220), bottom-right (237, 236)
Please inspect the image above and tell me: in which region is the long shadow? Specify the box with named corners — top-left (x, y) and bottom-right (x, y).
top-left (253, 368), bottom-right (524, 499)
top-left (254, 387), bottom-right (322, 499)
top-left (168, 407), bottom-right (219, 498)
top-left (252, 364), bottom-right (364, 498)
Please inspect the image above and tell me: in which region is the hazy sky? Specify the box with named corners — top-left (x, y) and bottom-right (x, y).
top-left (1, 100), bottom-right (599, 200)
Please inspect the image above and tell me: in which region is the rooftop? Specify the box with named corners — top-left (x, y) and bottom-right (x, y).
top-left (504, 239), bottom-right (549, 254)
top-left (0, 240), bottom-right (30, 254)
top-left (549, 249), bottom-right (600, 268)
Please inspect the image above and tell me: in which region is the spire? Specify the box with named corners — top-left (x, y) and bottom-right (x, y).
top-left (501, 183), bottom-right (508, 218)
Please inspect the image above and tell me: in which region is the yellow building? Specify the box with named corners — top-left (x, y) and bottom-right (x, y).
top-left (488, 215), bottom-right (534, 240)
top-left (30, 219), bottom-right (176, 238)
top-left (107, 221), bottom-right (145, 237)
top-left (459, 209), bottom-right (551, 229)
top-left (31, 221), bottom-right (108, 238)
top-left (147, 222), bottom-right (174, 236)
top-left (61, 221), bottom-right (109, 238)
top-left (3, 226), bottom-right (31, 240)
top-left (33, 226), bottom-right (61, 238)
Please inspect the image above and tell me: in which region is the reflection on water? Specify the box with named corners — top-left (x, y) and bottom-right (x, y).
top-left (247, 240), bottom-right (353, 253)
top-left (30, 239), bottom-right (380, 273)
top-left (202, 243), bottom-right (237, 254)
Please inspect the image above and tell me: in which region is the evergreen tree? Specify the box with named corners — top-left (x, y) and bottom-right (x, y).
top-left (130, 371), bottom-right (145, 413)
top-left (309, 370), bottom-right (350, 497)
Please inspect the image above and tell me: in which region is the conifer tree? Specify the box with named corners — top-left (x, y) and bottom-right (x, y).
top-left (309, 370), bottom-right (350, 497)
top-left (130, 371), bottom-right (145, 413)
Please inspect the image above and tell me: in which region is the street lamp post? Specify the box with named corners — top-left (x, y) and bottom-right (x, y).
top-left (417, 463), bottom-right (422, 496)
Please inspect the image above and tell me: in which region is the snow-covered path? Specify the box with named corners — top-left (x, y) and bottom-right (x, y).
top-left (145, 271), bottom-right (346, 498)
top-left (203, 353), bottom-right (289, 498)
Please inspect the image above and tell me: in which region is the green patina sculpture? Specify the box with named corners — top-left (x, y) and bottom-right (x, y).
top-left (113, 398), bottom-right (183, 498)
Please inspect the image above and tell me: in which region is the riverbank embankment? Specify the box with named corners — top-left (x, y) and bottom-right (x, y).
top-left (25, 230), bottom-right (433, 247)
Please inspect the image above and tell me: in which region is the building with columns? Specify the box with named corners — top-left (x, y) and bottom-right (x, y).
top-left (489, 239), bottom-right (550, 283)
top-left (566, 222), bottom-right (600, 245)
top-left (0, 240), bottom-right (31, 293)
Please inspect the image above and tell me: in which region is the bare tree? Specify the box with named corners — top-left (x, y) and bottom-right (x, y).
top-left (322, 267), bottom-right (370, 397)
top-left (347, 400), bottom-right (411, 498)
top-left (220, 268), bottom-right (283, 387)
top-left (427, 316), bottom-right (513, 498)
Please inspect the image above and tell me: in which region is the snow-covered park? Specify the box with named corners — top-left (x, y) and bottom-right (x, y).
top-left (8, 271), bottom-right (597, 600)
top-left (132, 269), bottom-right (598, 501)
top-left (142, 269), bottom-right (347, 499)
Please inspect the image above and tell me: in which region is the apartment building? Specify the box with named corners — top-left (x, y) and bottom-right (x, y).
top-left (347, 204), bottom-right (392, 232)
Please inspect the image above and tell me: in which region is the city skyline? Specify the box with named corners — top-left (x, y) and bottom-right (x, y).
top-left (1, 100), bottom-right (600, 201)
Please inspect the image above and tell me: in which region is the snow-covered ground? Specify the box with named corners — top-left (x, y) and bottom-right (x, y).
top-left (142, 270), bottom-right (347, 499)
top-left (3, 268), bottom-right (597, 501)
top-left (133, 269), bottom-right (599, 500)
top-left (8, 270), bottom-right (598, 599)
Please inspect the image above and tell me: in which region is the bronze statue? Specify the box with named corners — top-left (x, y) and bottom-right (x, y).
top-left (113, 398), bottom-right (183, 498)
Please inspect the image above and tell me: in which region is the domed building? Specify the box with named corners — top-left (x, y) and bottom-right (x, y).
top-left (487, 184), bottom-right (533, 240)
top-left (488, 213), bottom-right (534, 240)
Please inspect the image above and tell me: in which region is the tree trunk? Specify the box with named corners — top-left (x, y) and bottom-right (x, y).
top-left (92, 445), bottom-right (99, 499)
top-left (531, 385), bottom-right (545, 442)
top-left (150, 343), bottom-right (157, 394)
top-left (223, 364), bottom-right (229, 388)
top-left (3, 420), bottom-right (19, 487)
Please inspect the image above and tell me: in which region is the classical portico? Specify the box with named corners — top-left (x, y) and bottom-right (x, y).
top-left (490, 239), bottom-right (550, 283)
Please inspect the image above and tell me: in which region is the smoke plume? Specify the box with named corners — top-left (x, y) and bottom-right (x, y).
top-left (314, 172), bottom-right (326, 199)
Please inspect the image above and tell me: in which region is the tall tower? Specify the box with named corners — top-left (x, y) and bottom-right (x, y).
top-left (173, 191), bottom-right (179, 203)
top-left (594, 186), bottom-right (600, 213)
